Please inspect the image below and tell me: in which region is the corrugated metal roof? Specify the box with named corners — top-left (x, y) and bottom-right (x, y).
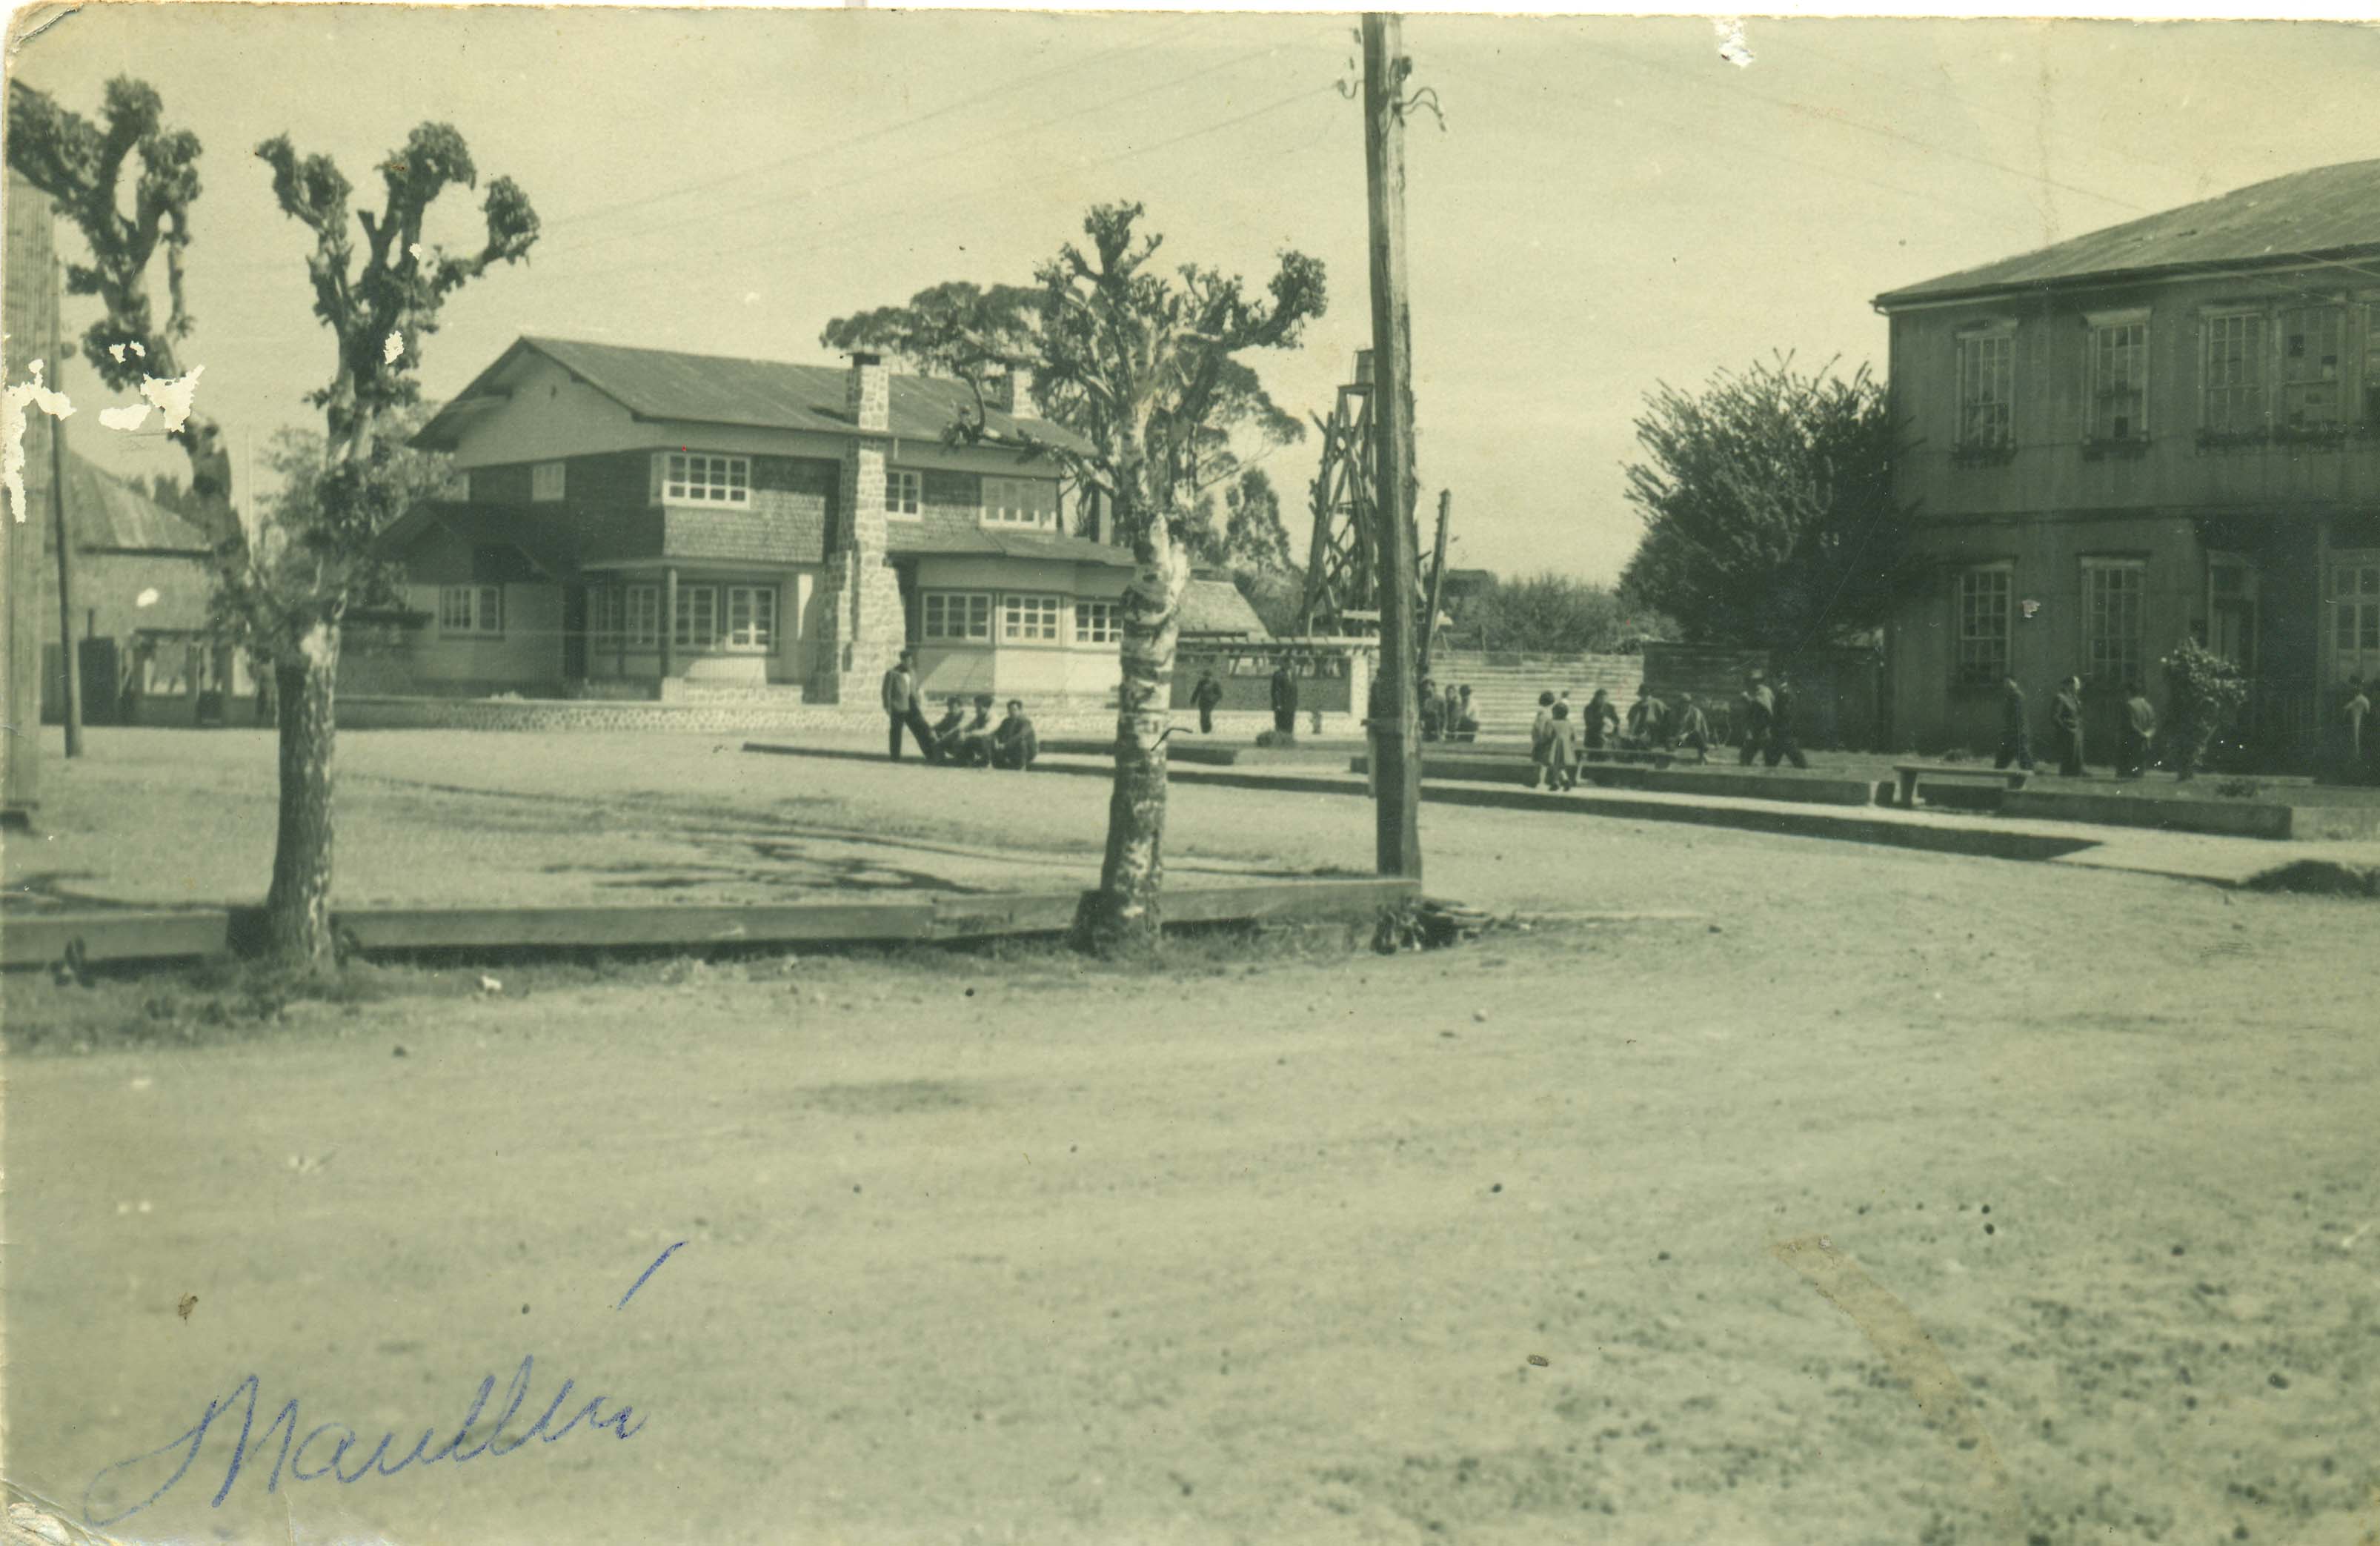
top-left (1875, 158), bottom-right (2380, 308)
top-left (1178, 576), bottom-right (1269, 637)
top-left (416, 336), bottom-right (1094, 457)
top-left (54, 451), bottom-right (218, 554)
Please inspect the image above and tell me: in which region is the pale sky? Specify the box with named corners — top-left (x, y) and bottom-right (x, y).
top-left (10, 7), bottom-right (2380, 582)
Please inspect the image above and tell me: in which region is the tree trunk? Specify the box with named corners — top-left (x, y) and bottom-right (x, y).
top-left (1086, 514), bottom-right (1191, 955)
top-left (261, 621), bottom-right (339, 964)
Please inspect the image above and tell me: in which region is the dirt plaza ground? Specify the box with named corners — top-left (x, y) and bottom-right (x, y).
top-left (6, 727), bottom-right (2379, 1545)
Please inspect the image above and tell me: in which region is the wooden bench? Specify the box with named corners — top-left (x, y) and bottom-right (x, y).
top-left (1892, 761), bottom-right (2029, 808)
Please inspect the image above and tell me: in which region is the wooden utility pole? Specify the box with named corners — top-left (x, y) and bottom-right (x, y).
top-left (1363, 13), bottom-right (1422, 880)
top-left (1419, 488), bottom-right (1451, 683)
top-left (49, 261), bottom-right (82, 758)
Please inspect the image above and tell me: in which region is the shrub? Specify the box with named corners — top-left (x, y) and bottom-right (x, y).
top-left (2160, 638), bottom-right (2251, 782)
top-left (2213, 776), bottom-right (2264, 800)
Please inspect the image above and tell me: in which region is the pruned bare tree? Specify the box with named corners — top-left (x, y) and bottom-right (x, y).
top-left (824, 201), bottom-right (1324, 952)
top-left (222, 122), bottom-right (538, 963)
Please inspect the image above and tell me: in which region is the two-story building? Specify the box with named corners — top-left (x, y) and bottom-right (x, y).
top-left (370, 336), bottom-right (1134, 709)
top-left (1874, 157), bottom-right (2380, 764)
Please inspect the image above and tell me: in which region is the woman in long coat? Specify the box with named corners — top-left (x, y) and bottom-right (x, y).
top-left (1535, 701), bottom-right (1580, 790)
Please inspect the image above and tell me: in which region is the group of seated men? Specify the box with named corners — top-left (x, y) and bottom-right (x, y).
top-left (923, 694), bottom-right (1040, 770)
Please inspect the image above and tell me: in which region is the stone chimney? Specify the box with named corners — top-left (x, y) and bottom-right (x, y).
top-left (811, 351), bottom-right (905, 703)
top-left (983, 367), bottom-right (1031, 417)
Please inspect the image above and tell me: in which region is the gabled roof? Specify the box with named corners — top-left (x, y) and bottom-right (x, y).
top-left (48, 451), bottom-right (219, 554)
top-left (413, 335), bottom-right (1094, 457)
top-left (1179, 574), bottom-right (1269, 637)
top-left (1874, 158), bottom-right (2380, 309)
top-left (373, 502), bottom-right (588, 577)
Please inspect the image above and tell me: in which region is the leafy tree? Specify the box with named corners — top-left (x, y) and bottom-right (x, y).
top-left (6, 77), bottom-right (235, 525)
top-left (1453, 571), bottom-right (1675, 655)
top-left (1619, 355), bottom-right (1909, 651)
top-left (2161, 637), bottom-right (2250, 781)
top-left (220, 123), bottom-right (536, 963)
top-left (822, 202), bottom-right (1325, 951)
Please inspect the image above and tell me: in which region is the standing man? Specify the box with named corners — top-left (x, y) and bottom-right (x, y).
top-left (1739, 671), bottom-right (1775, 766)
top-left (1995, 674), bottom-right (2038, 772)
top-left (2118, 682), bottom-right (2158, 780)
top-left (1764, 674), bottom-right (1811, 769)
top-left (2051, 675), bottom-right (2086, 776)
top-left (1269, 657), bottom-right (1300, 736)
top-left (1191, 666), bottom-right (1225, 734)
top-left (882, 651), bottom-right (937, 761)
top-left (1364, 663), bottom-right (1395, 797)
top-left (1417, 676), bottom-right (1443, 742)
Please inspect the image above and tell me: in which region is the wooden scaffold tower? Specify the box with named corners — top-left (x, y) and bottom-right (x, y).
top-left (1297, 349), bottom-right (1449, 648)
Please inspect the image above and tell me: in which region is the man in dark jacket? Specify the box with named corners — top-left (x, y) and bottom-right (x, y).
top-left (991, 700), bottom-right (1039, 770)
top-left (1738, 673), bottom-right (1774, 766)
top-left (1995, 675), bottom-right (2037, 772)
top-left (1763, 675), bottom-right (1810, 769)
top-left (1269, 659), bottom-right (1300, 734)
top-left (1191, 668), bottom-right (1225, 734)
top-left (2051, 675), bottom-right (2086, 776)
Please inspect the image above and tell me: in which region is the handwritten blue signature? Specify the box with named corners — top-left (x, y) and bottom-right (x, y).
top-left (82, 1243), bottom-right (686, 1530)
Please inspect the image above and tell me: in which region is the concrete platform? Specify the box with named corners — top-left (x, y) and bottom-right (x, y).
top-left (1352, 752), bottom-right (1883, 809)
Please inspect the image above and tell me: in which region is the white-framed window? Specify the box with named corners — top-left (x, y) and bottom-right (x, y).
top-left (2085, 316), bottom-right (2148, 443)
top-left (2278, 304), bottom-right (2344, 429)
top-left (591, 584), bottom-right (622, 643)
top-left (983, 477), bottom-right (1056, 528)
top-left (1001, 591), bottom-right (1063, 643)
top-left (1073, 600), bottom-right (1118, 645)
top-left (531, 461), bottom-right (566, 502)
top-left (624, 584), bottom-right (660, 648)
top-left (439, 585), bottom-right (502, 637)
top-left (2084, 557), bottom-right (2147, 689)
top-left (1955, 328), bottom-right (2015, 452)
top-left (2333, 556), bottom-right (2380, 680)
top-left (725, 584), bottom-right (778, 651)
top-left (672, 584), bottom-right (719, 649)
top-left (885, 468), bottom-right (923, 517)
top-left (2201, 311), bottom-right (2267, 435)
top-left (920, 591), bottom-right (992, 643)
top-left (1954, 564), bottom-right (2011, 686)
top-left (654, 452), bottom-right (751, 507)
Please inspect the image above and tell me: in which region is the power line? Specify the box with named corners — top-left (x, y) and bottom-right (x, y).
top-left (533, 19), bottom-right (1204, 236)
top-left (547, 80), bottom-right (1343, 301)
top-left (534, 28), bottom-right (1338, 273)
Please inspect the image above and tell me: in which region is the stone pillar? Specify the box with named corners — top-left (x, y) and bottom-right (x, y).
top-left (811, 351), bottom-right (908, 704)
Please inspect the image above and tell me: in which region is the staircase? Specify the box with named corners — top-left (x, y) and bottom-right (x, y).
top-left (1425, 651), bottom-right (1645, 739)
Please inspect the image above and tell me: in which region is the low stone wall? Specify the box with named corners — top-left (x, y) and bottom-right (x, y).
top-left (338, 695), bottom-right (1355, 739)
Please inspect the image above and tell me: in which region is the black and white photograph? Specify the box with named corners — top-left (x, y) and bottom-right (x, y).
top-left (4, 6), bottom-right (2378, 1543)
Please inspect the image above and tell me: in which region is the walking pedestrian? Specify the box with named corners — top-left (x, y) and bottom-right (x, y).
top-left (1995, 674), bottom-right (2037, 772)
top-left (1269, 657), bottom-right (1300, 736)
top-left (2118, 682), bottom-right (2157, 779)
top-left (881, 651), bottom-right (937, 761)
top-left (1191, 666), bottom-right (1224, 734)
top-left (2051, 675), bottom-right (2086, 776)
top-left (1532, 690), bottom-right (1556, 760)
top-left (2344, 676), bottom-right (2371, 780)
top-left (1738, 671), bottom-right (1774, 766)
top-left (1536, 700), bottom-right (1580, 791)
top-left (1670, 693), bottom-right (1712, 763)
top-left (1583, 688), bottom-right (1620, 758)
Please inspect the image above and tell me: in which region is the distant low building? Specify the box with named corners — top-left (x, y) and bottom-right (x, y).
top-left (1178, 568), bottom-right (1270, 640)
